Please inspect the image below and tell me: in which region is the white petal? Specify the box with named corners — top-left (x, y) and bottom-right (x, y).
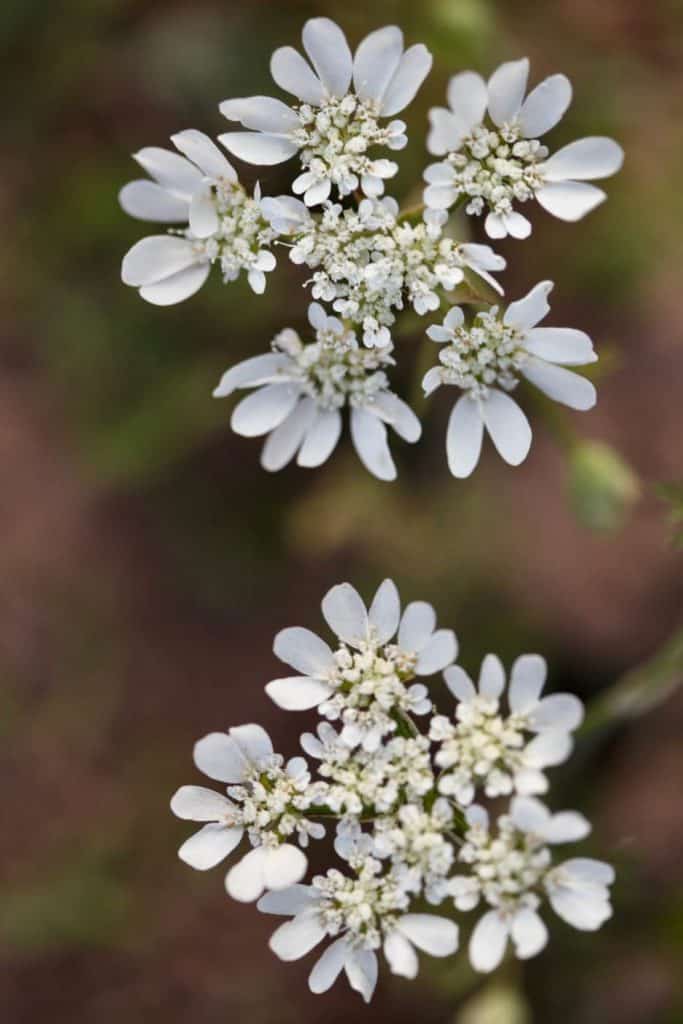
top-left (469, 910), bottom-right (509, 973)
top-left (504, 211), bottom-right (532, 239)
top-left (465, 805), bottom-right (489, 829)
top-left (381, 43), bottom-right (433, 116)
top-left (424, 183), bottom-right (458, 210)
top-left (548, 887), bottom-right (612, 931)
top-left (422, 366), bottom-right (442, 396)
top-left (478, 653), bottom-right (505, 699)
top-left (178, 822), bottom-right (243, 870)
top-left (383, 931), bottom-right (418, 979)
top-left (269, 908), bottom-right (327, 959)
top-left (353, 25), bottom-right (404, 103)
top-left (481, 390), bottom-right (532, 467)
top-left (518, 74), bottom-right (572, 137)
top-left (133, 146), bottom-right (204, 194)
top-left (171, 129), bottom-right (237, 181)
top-left (504, 280), bottom-right (553, 330)
top-left (396, 914), bottom-right (459, 957)
top-left (229, 724), bottom-right (273, 763)
top-left (561, 858), bottom-right (615, 887)
top-left (226, 846), bottom-right (266, 902)
top-left (304, 179), bottom-right (332, 207)
top-left (541, 136), bottom-right (623, 182)
top-left (266, 676), bottom-right (333, 710)
top-left (522, 358), bottom-right (596, 411)
top-left (509, 654), bottom-right (547, 713)
top-left (321, 582), bottom-right (368, 646)
top-left (368, 579), bottom-right (401, 644)
top-left (350, 406), bottom-right (397, 481)
top-left (302, 18), bottom-right (352, 97)
top-left (427, 106), bottom-right (465, 156)
top-left (487, 58), bottom-right (529, 127)
top-left (485, 212), bottom-right (507, 239)
top-left (297, 408), bottom-right (343, 467)
top-left (257, 884), bottom-right (315, 916)
top-left (443, 665), bottom-right (476, 702)
top-left (194, 732), bottom-right (247, 782)
top-left (309, 937), bottom-right (350, 993)
top-left (138, 263), bottom-right (210, 306)
top-left (270, 46), bottom-right (325, 105)
top-left (273, 626), bottom-right (335, 676)
top-left (218, 131), bottom-right (299, 166)
top-left (261, 398), bottom-right (317, 471)
top-left (424, 161), bottom-right (456, 185)
top-left (535, 180), bottom-right (606, 221)
top-left (446, 394), bottom-right (484, 478)
top-left (231, 383), bottom-right (301, 437)
top-left (524, 730), bottom-right (572, 768)
top-left (213, 353), bottom-right (290, 398)
top-left (344, 948), bottom-right (378, 1003)
top-left (530, 693), bottom-right (584, 732)
top-left (219, 96), bottom-right (299, 134)
top-left (445, 306), bottom-right (466, 329)
top-left (189, 185), bottom-right (218, 238)
top-left (427, 326), bottom-right (452, 342)
top-left (263, 844), bottom-right (307, 890)
top-left (119, 180), bottom-right (189, 222)
top-left (510, 795), bottom-right (550, 833)
top-left (511, 908), bottom-right (548, 959)
top-left (447, 70), bottom-right (488, 128)
top-left (541, 811), bottom-right (591, 843)
top-left (370, 392), bottom-right (421, 443)
top-left (416, 630), bottom-right (458, 674)
top-left (121, 235), bottom-right (198, 287)
top-left (170, 785), bottom-right (235, 822)
top-left (524, 328), bottom-right (596, 366)
top-left (398, 601), bottom-right (437, 652)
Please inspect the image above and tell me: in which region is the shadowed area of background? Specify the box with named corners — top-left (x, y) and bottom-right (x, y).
top-left (1, 0), bottom-right (682, 1021)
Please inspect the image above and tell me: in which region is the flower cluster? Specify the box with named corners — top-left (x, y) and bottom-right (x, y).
top-left (171, 580), bottom-right (614, 1002)
top-left (119, 17), bottom-right (623, 479)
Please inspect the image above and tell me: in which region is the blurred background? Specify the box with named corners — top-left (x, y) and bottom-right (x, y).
top-left (2, 0), bottom-right (683, 1021)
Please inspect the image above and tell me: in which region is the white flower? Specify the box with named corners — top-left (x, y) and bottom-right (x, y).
top-left (259, 868), bottom-right (458, 1002)
top-left (261, 195), bottom-right (505, 342)
top-left (431, 653), bottom-right (584, 804)
top-left (120, 130), bottom-right (277, 304)
top-left (170, 724), bottom-right (322, 902)
top-left (451, 798), bottom-right (613, 973)
top-left (424, 58), bottom-right (623, 238)
top-left (423, 281), bottom-right (598, 477)
top-left (213, 303), bottom-right (420, 480)
top-left (266, 578), bottom-right (457, 750)
top-left (219, 18), bottom-right (432, 204)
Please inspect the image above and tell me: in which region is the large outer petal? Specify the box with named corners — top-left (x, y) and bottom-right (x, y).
top-left (447, 71), bottom-right (488, 129)
top-left (138, 264), bottom-right (210, 306)
top-left (270, 46), bottom-right (325, 105)
top-left (309, 937), bottom-right (350, 993)
top-left (171, 129), bottom-right (237, 181)
top-left (509, 653), bottom-right (547, 713)
top-left (261, 398), bottom-right (317, 472)
top-left (353, 25), bottom-right (404, 103)
top-left (266, 675), bottom-right (333, 710)
top-left (213, 353), bottom-right (291, 398)
top-left (503, 280), bottom-right (553, 330)
top-left (518, 74), bottom-right (572, 137)
top-left (469, 910), bottom-right (509, 972)
top-left (133, 146), bottom-right (204, 195)
top-left (368, 578), bottom-right (401, 644)
top-left (121, 235), bottom-right (198, 287)
top-left (219, 96), bottom-right (299, 134)
top-left (269, 908), bottom-right (327, 959)
top-left (350, 406), bottom-right (397, 481)
top-left (231, 383), bottom-right (301, 437)
top-left (398, 601), bottom-right (436, 652)
top-left (396, 914), bottom-right (459, 956)
top-left (481, 390), bottom-right (532, 467)
top-left (321, 582), bottom-right (368, 646)
top-left (273, 626), bottom-right (335, 676)
top-left (302, 18), bottom-right (352, 97)
top-left (193, 731), bottom-right (247, 782)
top-left (119, 180), bottom-right (189, 222)
top-left (446, 395), bottom-right (484, 478)
top-left (535, 180), bottom-right (606, 221)
top-left (380, 44), bottom-right (433, 116)
top-left (296, 408), bottom-right (343, 467)
top-left (487, 58), bottom-right (529, 127)
top-left (521, 358), bottom-right (596, 411)
top-left (178, 822), bottom-right (243, 870)
top-left (523, 327), bottom-right (596, 366)
top-left (219, 131), bottom-right (300, 165)
top-left (540, 137), bottom-right (623, 182)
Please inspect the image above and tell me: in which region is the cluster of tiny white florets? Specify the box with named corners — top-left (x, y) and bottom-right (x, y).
top-left (430, 698), bottom-right (530, 803)
top-left (431, 307), bottom-right (527, 398)
top-left (271, 324), bottom-right (394, 411)
top-left (229, 751), bottom-right (323, 848)
top-left (189, 181), bottom-right (276, 289)
top-left (450, 809), bottom-right (550, 915)
top-left (313, 858), bottom-right (410, 949)
top-left (446, 123), bottom-right (548, 219)
top-left (317, 638), bottom-right (431, 750)
top-left (292, 95), bottom-right (406, 203)
top-left (284, 198), bottom-right (480, 346)
top-left (373, 799), bottom-right (456, 905)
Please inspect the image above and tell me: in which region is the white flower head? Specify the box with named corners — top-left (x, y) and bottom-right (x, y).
top-left (120, 130), bottom-right (277, 304)
top-left (170, 724), bottom-right (323, 902)
top-left (267, 578), bottom-right (457, 750)
top-left (219, 19), bottom-right (432, 204)
top-left (425, 58), bottom-right (623, 238)
top-left (259, 870), bottom-right (458, 1002)
top-left (423, 281), bottom-right (598, 477)
top-left (451, 797), bottom-right (614, 973)
top-left (261, 194), bottom-right (506, 342)
top-left (213, 303), bottom-right (420, 480)
top-left (431, 653), bottom-right (584, 804)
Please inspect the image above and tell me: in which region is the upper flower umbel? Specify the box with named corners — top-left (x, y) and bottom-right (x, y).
top-left (424, 58), bottom-right (623, 238)
top-left (219, 18), bottom-right (432, 205)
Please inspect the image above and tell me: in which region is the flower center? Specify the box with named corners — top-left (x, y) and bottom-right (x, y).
top-left (227, 754), bottom-right (312, 846)
top-left (313, 862), bottom-right (408, 949)
top-left (187, 182), bottom-right (274, 281)
top-left (272, 328), bottom-right (393, 410)
top-left (293, 95), bottom-right (401, 195)
top-left (436, 308), bottom-right (528, 398)
top-left (458, 815), bottom-right (551, 912)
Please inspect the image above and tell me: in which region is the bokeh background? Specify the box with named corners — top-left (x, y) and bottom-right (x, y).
top-left (2, 1), bottom-right (683, 1021)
